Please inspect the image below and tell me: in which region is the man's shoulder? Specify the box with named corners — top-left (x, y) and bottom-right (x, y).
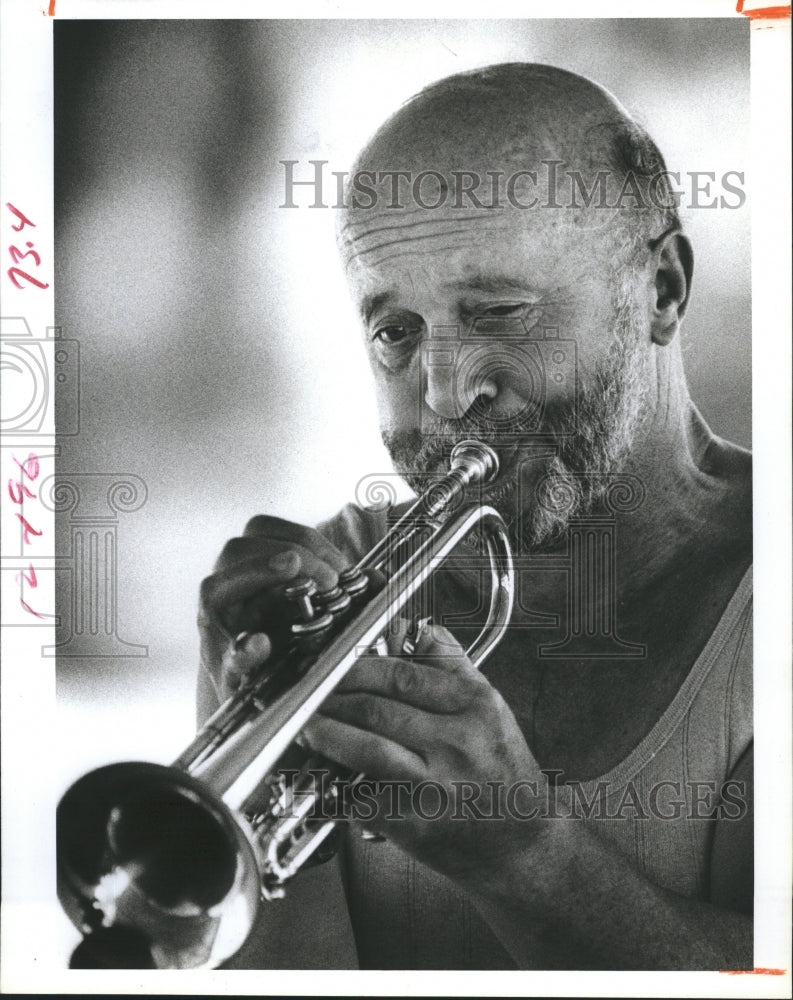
top-left (692, 434), bottom-right (752, 561)
top-left (713, 437), bottom-right (752, 553)
top-left (705, 435), bottom-right (752, 485)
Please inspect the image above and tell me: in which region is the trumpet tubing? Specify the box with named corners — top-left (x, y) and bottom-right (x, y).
top-left (57, 440), bottom-right (515, 969)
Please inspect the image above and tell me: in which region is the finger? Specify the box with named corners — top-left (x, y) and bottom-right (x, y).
top-left (319, 691), bottom-right (457, 756)
top-left (220, 631), bottom-right (272, 696)
top-left (414, 623), bottom-right (469, 666)
top-left (213, 538), bottom-right (340, 592)
top-left (202, 553), bottom-right (297, 622)
top-left (201, 546), bottom-right (339, 625)
top-left (230, 630), bottom-right (272, 675)
top-left (300, 714), bottom-right (428, 783)
top-left (241, 515), bottom-right (349, 572)
top-left (375, 619), bottom-right (469, 665)
top-left (332, 656), bottom-right (479, 713)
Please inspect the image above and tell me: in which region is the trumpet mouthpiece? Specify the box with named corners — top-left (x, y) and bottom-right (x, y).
top-left (449, 440), bottom-right (500, 485)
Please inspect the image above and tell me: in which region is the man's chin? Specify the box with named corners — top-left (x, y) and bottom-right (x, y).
top-left (382, 428), bottom-right (600, 551)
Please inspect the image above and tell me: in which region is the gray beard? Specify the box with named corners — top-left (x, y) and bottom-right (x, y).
top-left (381, 277), bottom-right (649, 552)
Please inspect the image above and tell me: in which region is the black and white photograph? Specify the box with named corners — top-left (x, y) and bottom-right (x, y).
top-left (0, 4), bottom-right (790, 996)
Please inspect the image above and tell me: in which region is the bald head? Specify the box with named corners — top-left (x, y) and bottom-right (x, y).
top-left (361, 64), bottom-right (628, 171)
top-left (338, 63), bottom-right (680, 262)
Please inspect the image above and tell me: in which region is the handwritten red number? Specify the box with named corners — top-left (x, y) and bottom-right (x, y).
top-left (6, 203), bottom-right (36, 232)
top-left (8, 479), bottom-right (37, 503)
top-left (14, 453), bottom-right (41, 481)
top-left (10, 452), bottom-right (45, 617)
top-left (9, 244), bottom-right (42, 268)
top-left (8, 267), bottom-right (49, 290)
top-left (20, 598), bottom-right (45, 619)
top-left (15, 563), bottom-right (38, 589)
top-left (15, 513), bottom-right (43, 544)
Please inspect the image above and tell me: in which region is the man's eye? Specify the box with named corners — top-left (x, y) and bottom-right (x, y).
top-left (482, 303), bottom-right (526, 318)
top-left (374, 325), bottom-right (416, 345)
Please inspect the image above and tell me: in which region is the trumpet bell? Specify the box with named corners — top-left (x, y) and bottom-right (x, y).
top-left (55, 439), bottom-right (515, 968)
top-left (57, 762), bottom-right (261, 969)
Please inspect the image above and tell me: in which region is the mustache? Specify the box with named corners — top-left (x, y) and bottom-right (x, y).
top-left (382, 398), bottom-right (577, 469)
top-left (380, 404), bottom-right (578, 492)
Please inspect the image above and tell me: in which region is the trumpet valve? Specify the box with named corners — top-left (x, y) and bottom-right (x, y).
top-left (283, 577), bottom-right (319, 622)
top-left (338, 566), bottom-right (368, 598)
top-left (284, 577), bottom-right (334, 640)
top-left (313, 585), bottom-right (352, 616)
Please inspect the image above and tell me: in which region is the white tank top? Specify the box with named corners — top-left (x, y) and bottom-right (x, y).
top-left (319, 504), bottom-right (753, 969)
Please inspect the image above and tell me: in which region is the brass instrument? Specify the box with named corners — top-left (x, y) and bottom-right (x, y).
top-left (57, 440), bottom-right (515, 969)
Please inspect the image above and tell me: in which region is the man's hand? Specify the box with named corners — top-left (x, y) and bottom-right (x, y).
top-left (300, 623), bottom-right (546, 881)
top-left (197, 515), bottom-right (348, 711)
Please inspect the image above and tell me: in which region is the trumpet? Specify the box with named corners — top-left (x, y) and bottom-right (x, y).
top-left (57, 440), bottom-right (515, 969)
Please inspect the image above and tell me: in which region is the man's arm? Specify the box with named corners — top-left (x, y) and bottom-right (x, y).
top-left (301, 627), bottom-right (753, 971)
top-left (467, 744), bottom-right (753, 970)
top-left (465, 788), bottom-right (752, 971)
top-left (709, 743), bottom-right (753, 916)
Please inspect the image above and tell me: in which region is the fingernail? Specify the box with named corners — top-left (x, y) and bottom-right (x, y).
top-left (233, 631), bottom-right (250, 652)
top-left (269, 550), bottom-right (298, 574)
top-left (246, 632), bottom-right (271, 657)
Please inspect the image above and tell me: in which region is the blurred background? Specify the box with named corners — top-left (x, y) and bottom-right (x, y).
top-left (53, 18), bottom-right (750, 787)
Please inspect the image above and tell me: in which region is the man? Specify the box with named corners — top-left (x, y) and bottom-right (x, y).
top-left (197, 64), bottom-right (752, 970)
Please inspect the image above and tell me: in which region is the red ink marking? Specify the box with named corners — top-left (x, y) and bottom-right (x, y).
top-left (15, 513), bottom-right (43, 545)
top-left (20, 598), bottom-right (46, 619)
top-left (5, 203), bottom-right (36, 232)
top-left (47, 0), bottom-right (56, 13)
top-left (8, 267), bottom-right (49, 290)
top-left (15, 564), bottom-right (38, 589)
top-left (9, 452), bottom-right (46, 620)
top-left (720, 967), bottom-right (787, 975)
top-left (8, 479), bottom-right (37, 504)
top-left (14, 453), bottom-right (41, 481)
top-left (736, 0), bottom-right (791, 18)
top-left (7, 208), bottom-right (48, 288)
top-left (9, 244), bottom-right (42, 268)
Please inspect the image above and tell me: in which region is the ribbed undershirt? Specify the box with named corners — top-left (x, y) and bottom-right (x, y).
top-left (318, 503), bottom-right (753, 970)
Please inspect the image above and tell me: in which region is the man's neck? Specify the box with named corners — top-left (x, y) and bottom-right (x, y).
top-left (518, 346), bottom-right (750, 611)
top-left (616, 345), bottom-right (748, 581)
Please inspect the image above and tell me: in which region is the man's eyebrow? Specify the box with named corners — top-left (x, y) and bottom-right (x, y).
top-left (443, 275), bottom-right (535, 296)
top-left (360, 277), bottom-right (535, 320)
top-left (360, 291), bottom-right (394, 322)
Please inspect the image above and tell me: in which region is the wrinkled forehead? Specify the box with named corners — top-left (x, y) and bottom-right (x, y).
top-left (337, 180), bottom-right (624, 288)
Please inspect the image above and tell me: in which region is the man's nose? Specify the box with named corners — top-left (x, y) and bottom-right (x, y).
top-left (424, 344), bottom-right (499, 420)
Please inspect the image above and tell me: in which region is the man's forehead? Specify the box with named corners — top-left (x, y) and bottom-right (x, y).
top-left (348, 247), bottom-right (601, 322)
top-left (340, 200), bottom-right (602, 289)
top-left (339, 204), bottom-right (516, 268)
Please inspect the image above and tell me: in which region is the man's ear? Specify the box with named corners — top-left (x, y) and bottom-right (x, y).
top-left (648, 230), bottom-right (693, 346)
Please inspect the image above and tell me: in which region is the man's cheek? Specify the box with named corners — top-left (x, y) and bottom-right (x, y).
top-left (375, 381), bottom-right (422, 435)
